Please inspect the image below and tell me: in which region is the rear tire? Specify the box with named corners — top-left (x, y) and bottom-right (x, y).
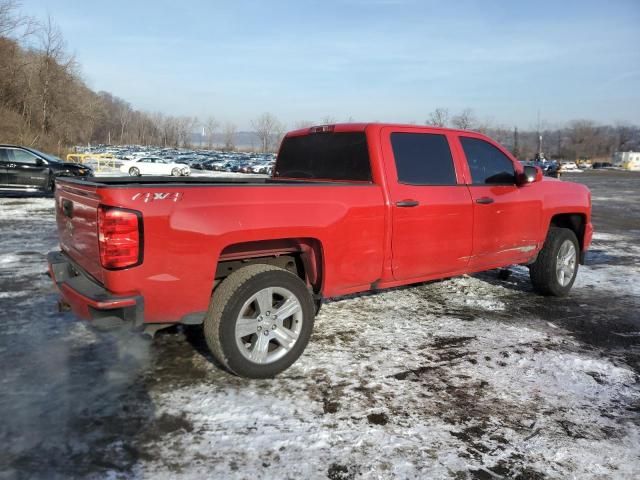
top-left (529, 227), bottom-right (579, 297)
top-left (204, 264), bottom-right (315, 378)
top-left (129, 167), bottom-right (140, 176)
top-left (46, 174), bottom-right (55, 193)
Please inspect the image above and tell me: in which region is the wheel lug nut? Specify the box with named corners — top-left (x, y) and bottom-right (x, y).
top-left (272, 324), bottom-right (277, 329)
top-left (264, 330), bottom-right (269, 336)
top-left (257, 326), bottom-right (262, 331)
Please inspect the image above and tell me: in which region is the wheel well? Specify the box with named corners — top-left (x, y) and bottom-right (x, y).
top-left (215, 238), bottom-right (323, 295)
top-left (550, 214), bottom-right (586, 250)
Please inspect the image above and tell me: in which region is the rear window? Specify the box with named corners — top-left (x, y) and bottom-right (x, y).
top-left (275, 132), bottom-right (372, 181)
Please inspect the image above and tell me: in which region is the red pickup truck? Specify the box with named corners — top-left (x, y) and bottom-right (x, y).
top-left (48, 123), bottom-right (593, 378)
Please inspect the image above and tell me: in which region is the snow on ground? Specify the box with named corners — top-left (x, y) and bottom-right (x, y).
top-left (1, 172), bottom-right (639, 479)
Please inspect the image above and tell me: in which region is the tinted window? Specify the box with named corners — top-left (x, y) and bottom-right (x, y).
top-left (391, 133), bottom-right (456, 185)
top-left (27, 147), bottom-right (62, 163)
top-left (0, 149), bottom-right (8, 163)
top-left (460, 137), bottom-right (515, 185)
top-left (11, 149), bottom-right (39, 165)
top-left (276, 132), bottom-right (371, 181)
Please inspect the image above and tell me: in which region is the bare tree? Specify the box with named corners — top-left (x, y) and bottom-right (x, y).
top-left (35, 15), bottom-right (74, 135)
top-left (117, 101), bottom-right (131, 144)
top-left (512, 127), bottom-right (520, 158)
top-left (451, 109), bottom-right (476, 130)
top-left (294, 120), bottom-right (314, 129)
top-left (251, 112), bottom-right (283, 153)
top-left (0, 0), bottom-right (34, 38)
top-left (204, 116), bottom-right (219, 149)
top-left (615, 122), bottom-right (634, 151)
top-left (427, 108), bottom-right (449, 127)
top-left (176, 116), bottom-right (197, 148)
top-left (565, 120), bottom-right (605, 161)
top-left (272, 120), bottom-right (286, 152)
top-left (222, 122), bottom-right (237, 151)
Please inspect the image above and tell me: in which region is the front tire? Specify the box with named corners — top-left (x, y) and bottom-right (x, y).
top-left (529, 227), bottom-right (579, 296)
top-left (204, 264), bottom-right (315, 378)
top-left (46, 174), bottom-right (56, 193)
top-left (171, 167), bottom-right (181, 176)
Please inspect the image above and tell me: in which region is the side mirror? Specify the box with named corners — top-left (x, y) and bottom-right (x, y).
top-left (518, 165), bottom-right (542, 185)
top-left (36, 158), bottom-right (45, 166)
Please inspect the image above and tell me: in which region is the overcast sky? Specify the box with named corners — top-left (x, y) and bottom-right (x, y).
top-left (20, 0), bottom-right (640, 130)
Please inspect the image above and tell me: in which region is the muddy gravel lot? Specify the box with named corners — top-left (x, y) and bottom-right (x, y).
top-left (0, 171), bottom-right (639, 479)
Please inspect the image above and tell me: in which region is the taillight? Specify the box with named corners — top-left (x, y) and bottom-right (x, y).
top-left (97, 206), bottom-right (143, 269)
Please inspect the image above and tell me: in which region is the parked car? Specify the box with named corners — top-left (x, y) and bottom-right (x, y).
top-left (592, 162), bottom-right (613, 169)
top-left (0, 144), bottom-right (92, 193)
top-left (49, 123), bottom-right (592, 378)
top-left (521, 159), bottom-right (560, 178)
top-left (193, 159), bottom-right (226, 171)
top-left (119, 157), bottom-right (190, 176)
top-left (559, 161), bottom-right (582, 173)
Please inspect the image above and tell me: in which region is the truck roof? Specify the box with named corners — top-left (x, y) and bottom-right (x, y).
top-left (285, 122), bottom-right (482, 138)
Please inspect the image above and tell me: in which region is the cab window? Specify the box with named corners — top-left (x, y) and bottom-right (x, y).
top-left (460, 137), bottom-right (515, 185)
top-left (391, 132), bottom-right (457, 185)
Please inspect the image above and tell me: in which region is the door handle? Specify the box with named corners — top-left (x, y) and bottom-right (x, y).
top-left (396, 199), bottom-right (420, 207)
top-left (8, 163), bottom-right (16, 168)
top-left (475, 197), bottom-right (494, 205)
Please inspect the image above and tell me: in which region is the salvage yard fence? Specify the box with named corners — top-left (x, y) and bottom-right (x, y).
top-left (66, 153), bottom-right (119, 172)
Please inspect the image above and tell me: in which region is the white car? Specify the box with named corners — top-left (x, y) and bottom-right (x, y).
top-left (559, 161), bottom-right (582, 173)
top-left (119, 157), bottom-right (190, 176)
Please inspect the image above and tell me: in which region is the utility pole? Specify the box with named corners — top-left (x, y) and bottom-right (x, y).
top-left (536, 110), bottom-right (544, 160)
top-left (513, 127), bottom-right (520, 159)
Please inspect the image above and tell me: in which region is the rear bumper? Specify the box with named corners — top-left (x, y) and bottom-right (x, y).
top-left (47, 251), bottom-right (144, 329)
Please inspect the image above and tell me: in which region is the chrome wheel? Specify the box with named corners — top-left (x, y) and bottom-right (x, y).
top-left (555, 239), bottom-right (577, 287)
top-left (235, 287), bottom-right (303, 364)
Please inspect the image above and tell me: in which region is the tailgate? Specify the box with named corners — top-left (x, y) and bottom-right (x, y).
top-left (55, 181), bottom-right (104, 284)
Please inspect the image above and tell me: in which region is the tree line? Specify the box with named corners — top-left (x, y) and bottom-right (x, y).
top-left (426, 108), bottom-right (640, 162)
top-left (1, 1), bottom-right (638, 159)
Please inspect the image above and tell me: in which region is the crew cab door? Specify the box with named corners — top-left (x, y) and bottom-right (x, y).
top-left (456, 135), bottom-right (542, 268)
top-left (6, 148), bottom-right (48, 188)
top-left (381, 127), bottom-right (473, 281)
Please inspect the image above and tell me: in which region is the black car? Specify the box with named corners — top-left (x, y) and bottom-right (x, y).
top-left (0, 145), bottom-right (93, 193)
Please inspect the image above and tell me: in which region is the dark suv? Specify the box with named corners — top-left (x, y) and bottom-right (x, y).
top-left (0, 145), bottom-right (93, 193)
